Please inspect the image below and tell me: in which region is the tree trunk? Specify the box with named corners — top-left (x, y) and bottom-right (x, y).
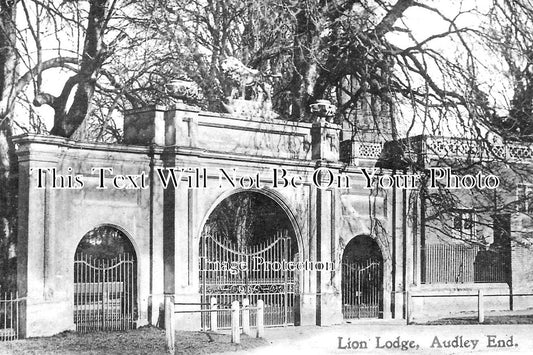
top-left (49, 0), bottom-right (109, 137)
top-left (0, 1), bottom-right (19, 292)
top-left (289, 6), bottom-right (320, 121)
top-left (0, 124), bottom-right (17, 291)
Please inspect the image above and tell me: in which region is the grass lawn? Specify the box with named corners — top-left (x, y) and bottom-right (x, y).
top-left (420, 314), bottom-right (533, 325)
top-left (0, 326), bottom-right (267, 354)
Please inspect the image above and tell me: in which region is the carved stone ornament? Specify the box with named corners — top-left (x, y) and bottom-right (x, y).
top-left (165, 79), bottom-right (202, 102)
top-left (310, 99), bottom-right (336, 123)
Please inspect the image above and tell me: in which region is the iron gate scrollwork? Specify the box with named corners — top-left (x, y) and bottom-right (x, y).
top-left (200, 230), bottom-right (296, 328)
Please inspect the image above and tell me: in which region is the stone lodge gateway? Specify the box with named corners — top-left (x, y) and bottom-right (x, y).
top-left (12, 102), bottom-right (533, 337)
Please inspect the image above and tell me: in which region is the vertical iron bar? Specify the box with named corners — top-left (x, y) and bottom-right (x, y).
top-left (108, 258), bottom-right (117, 330)
top-left (2, 293), bottom-right (4, 341)
top-left (101, 257), bottom-right (103, 331)
top-left (89, 256), bottom-right (92, 332)
top-left (132, 253), bottom-right (135, 329)
top-left (116, 256), bottom-right (119, 330)
top-left (127, 254), bottom-right (130, 330)
top-left (86, 254), bottom-right (89, 333)
top-left (283, 232), bottom-right (288, 326)
top-left (125, 255), bottom-right (129, 330)
top-left (357, 262), bottom-right (361, 319)
top-left (103, 258), bottom-right (106, 331)
top-left (10, 292), bottom-right (13, 340)
top-left (126, 254), bottom-right (129, 330)
top-left (16, 291), bottom-right (19, 340)
top-left (127, 254), bottom-right (130, 329)
top-left (201, 232), bottom-right (206, 330)
top-left (122, 254), bottom-right (126, 330)
top-left (95, 255), bottom-right (98, 332)
top-left (82, 254), bottom-right (85, 333)
top-left (77, 257), bottom-right (80, 332)
top-left (74, 256), bottom-right (77, 331)
top-left (125, 255), bottom-right (128, 330)
top-left (100, 259), bottom-right (105, 330)
top-left (124, 255), bottom-right (127, 330)
top-left (87, 254), bottom-right (90, 333)
top-left (85, 254), bottom-right (88, 333)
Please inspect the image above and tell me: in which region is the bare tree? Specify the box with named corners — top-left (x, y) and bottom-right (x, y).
top-left (2, 0), bottom-right (533, 289)
top-left (0, 0), bottom-right (136, 289)
top-left (486, 0), bottom-right (533, 142)
top-left (0, 0), bottom-right (81, 289)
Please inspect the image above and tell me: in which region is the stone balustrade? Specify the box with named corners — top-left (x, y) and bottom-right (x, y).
top-left (403, 136), bottom-right (533, 163)
top-left (341, 135), bottom-right (533, 166)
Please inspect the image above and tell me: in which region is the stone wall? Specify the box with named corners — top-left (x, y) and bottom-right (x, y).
top-left (14, 104), bottom-right (400, 336)
top-left (510, 214), bottom-right (533, 309)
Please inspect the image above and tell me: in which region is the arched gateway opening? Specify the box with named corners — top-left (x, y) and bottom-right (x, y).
top-left (74, 226), bottom-right (137, 332)
top-left (199, 191), bottom-right (299, 328)
top-left (341, 235), bottom-right (383, 319)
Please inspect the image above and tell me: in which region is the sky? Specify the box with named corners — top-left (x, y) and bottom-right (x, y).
top-left (388, 1), bottom-right (512, 138)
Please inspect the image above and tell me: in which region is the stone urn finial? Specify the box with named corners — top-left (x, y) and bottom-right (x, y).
top-left (165, 79), bottom-right (202, 104)
top-left (310, 99), bottom-right (336, 123)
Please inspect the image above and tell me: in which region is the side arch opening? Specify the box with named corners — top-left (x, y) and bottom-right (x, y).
top-left (341, 235), bottom-right (383, 319)
top-left (74, 225), bottom-right (137, 332)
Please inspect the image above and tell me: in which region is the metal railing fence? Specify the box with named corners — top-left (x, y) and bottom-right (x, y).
top-left (0, 292), bottom-right (21, 341)
top-left (422, 244), bottom-right (508, 284)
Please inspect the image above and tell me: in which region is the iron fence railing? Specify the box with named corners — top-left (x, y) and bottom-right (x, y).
top-left (422, 244), bottom-right (509, 284)
top-left (0, 292), bottom-right (21, 341)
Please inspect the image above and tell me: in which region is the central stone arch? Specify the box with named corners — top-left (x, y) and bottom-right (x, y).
top-left (198, 189), bottom-right (301, 327)
top-left (198, 188), bottom-right (304, 255)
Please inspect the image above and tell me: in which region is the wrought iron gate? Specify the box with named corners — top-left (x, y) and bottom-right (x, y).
top-left (74, 253), bottom-right (137, 332)
top-left (342, 259), bottom-right (382, 319)
top-left (200, 231), bottom-right (295, 329)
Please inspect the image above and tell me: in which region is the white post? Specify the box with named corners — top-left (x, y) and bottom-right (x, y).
top-left (406, 291), bottom-right (412, 325)
top-left (478, 289), bottom-right (485, 323)
top-left (231, 300), bottom-right (240, 344)
top-left (256, 299), bottom-right (264, 338)
top-left (242, 298), bottom-right (250, 336)
top-left (210, 297), bottom-right (218, 332)
top-left (164, 295), bottom-right (175, 353)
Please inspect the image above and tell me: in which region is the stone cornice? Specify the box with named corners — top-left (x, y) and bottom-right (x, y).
top-left (13, 134), bottom-right (160, 155)
top-left (13, 134), bottom-right (350, 171)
